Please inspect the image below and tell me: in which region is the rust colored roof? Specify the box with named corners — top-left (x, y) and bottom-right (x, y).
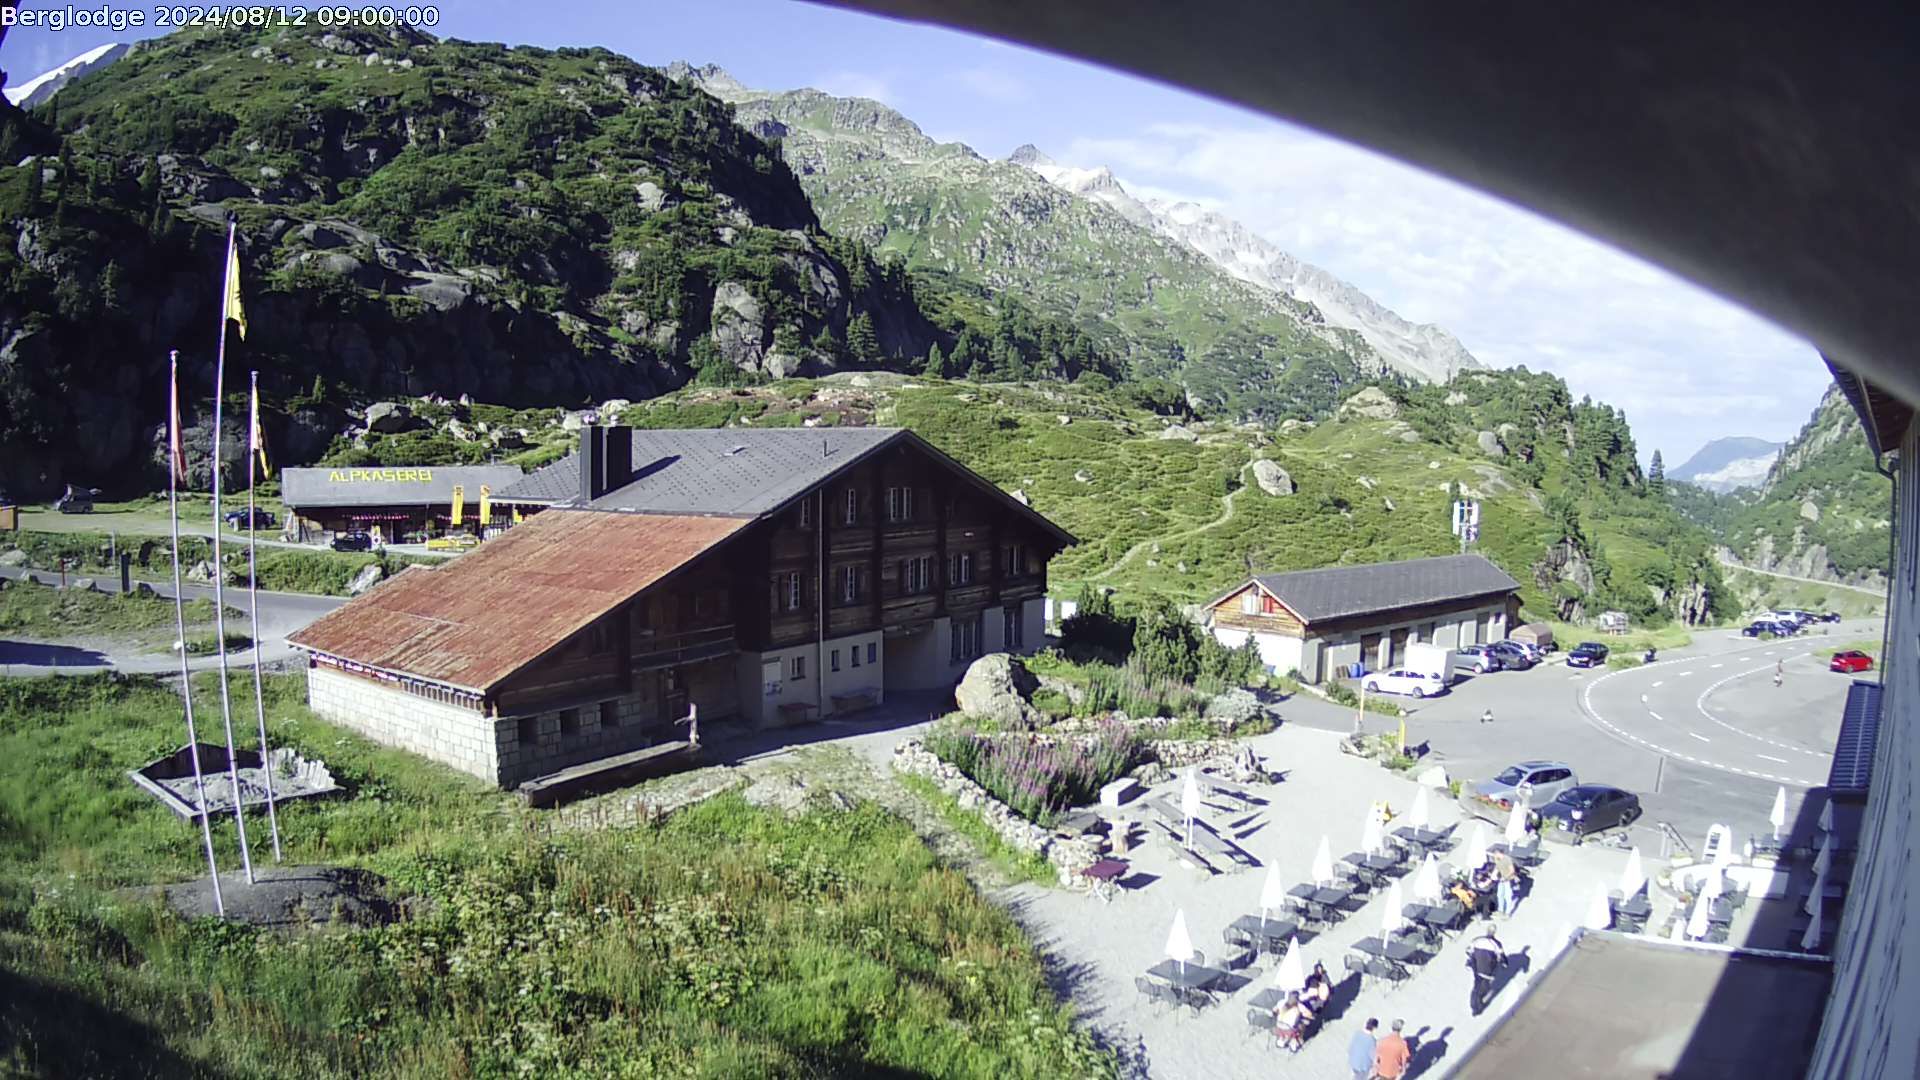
top-left (287, 511), bottom-right (748, 692)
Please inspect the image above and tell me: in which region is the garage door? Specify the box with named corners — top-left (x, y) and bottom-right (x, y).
top-left (1389, 628), bottom-right (1409, 667)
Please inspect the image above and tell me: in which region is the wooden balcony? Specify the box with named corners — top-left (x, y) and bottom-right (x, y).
top-left (630, 625), bottom-right (738, 672)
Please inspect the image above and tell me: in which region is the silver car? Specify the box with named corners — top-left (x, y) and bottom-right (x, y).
top-left (1473, 760), bottom-right (1579, 810)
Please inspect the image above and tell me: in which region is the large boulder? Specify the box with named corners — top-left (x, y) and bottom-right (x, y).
top-left (1477, 430), bottom-right (1506, 458)
top-left (709, 281), bottom-right (769, 372)
top-left (1157, 424), bottom-right (1199, 442)
top-left (1252, 459), bottom-right (1295, 496)
top-left (954, 653), bottom-right (1044, 729)
top-left (347, 563), bottom-right (386, 596)
top-left (364, 402), bottom-right (414, 434)
top-left (0, 550), bottom-right (28, 567)
top-left (1338, 386), bottom-right (1401, 421)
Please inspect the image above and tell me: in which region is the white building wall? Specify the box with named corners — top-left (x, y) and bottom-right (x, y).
top-left (1211, 626), bottom-right (1306, 676)
top-left (736, 630), bottom-right (885, 726)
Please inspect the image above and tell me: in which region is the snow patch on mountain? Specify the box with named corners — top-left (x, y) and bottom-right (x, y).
top-left (5, 43), bottom-right (131, 108)
top-left (1686, 452), bottom-right (1781, 493)
top-left (1016, 148), bottom-right (1482, 383)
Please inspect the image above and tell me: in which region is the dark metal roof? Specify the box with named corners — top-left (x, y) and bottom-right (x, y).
top-left (1247, 554), bottom-right (1520, 625)
top-left (497, 427), bottom-right (901, 512)
top-left (287, 510), bottom-right (747, 692)
top-left (1827, 680), bottom-right (1884, 793)
top-left (282, 465), bottom-right (525, 510)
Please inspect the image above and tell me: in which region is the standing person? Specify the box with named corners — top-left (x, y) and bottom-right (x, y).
top-left (1349, 1018), bottom-right (1380, 1080)
top-left (1492, 848), bottom-right (1521, 917)
top-left (1467, 922), bottom-right (1507, 1016)
top-left (1371, 1018), bottom-right (1412, 1080)
top-left (1775, 660), bottom-right (1785, 687)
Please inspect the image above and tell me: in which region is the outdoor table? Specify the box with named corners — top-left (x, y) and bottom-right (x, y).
top-left (1349, 934), bottom-right (1424, 964)
top-left (1392, 826), bottom-right (1452, 853)
top-left (1147, 960), bottom-right (1227, 991)
top-left (1312, 884), bottom-right (1353, 908)
top-left (1615, 894), bottom-right (1653, 921)
top-left (1082, 858), bottom-right (1128, 903)
top-left (1287, 883), bottom-right (1318, 901)
top-left (1413, 899), bottom-right (1465, 933)
top-left (1231, 913), bottom-right (1299, 951)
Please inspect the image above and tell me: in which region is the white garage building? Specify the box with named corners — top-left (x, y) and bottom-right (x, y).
top-left (1204, 554), bottom-right (1522, 684)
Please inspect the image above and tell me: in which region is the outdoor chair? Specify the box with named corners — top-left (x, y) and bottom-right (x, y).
top-left (1223, 926), bottom-right (1252, 948)
top-left (1222, 944), bottom-right (1258, 972)
top-left (1245, 1007), bottom-right (1276, 1042)
top-left (1343, 953), bottom-right (1368, 977)
top-left (1175, 985), bottom-right (1215, 1015)
top-left (1364, 958), bottom-right (1410, 986)
top-left (1135, 976), bottom-right (1165, 1014)
top-left (1147, 980), bottom-right (1181, 1014)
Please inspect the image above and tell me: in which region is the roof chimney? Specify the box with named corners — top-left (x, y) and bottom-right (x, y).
top-left (602, 426), bottom-right (634, 493)
top-left (578, 425), bottom-right (606, 504)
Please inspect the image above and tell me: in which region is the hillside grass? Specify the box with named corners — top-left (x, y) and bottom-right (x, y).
top-left (1720, 566), bottom-right (1886, 619)
top-left (0, 674), bottom-right (1112, 1078)
top-left (0, 530), bottom-right (433, 597)
top-left (0, 579), bottom-right (246, 653)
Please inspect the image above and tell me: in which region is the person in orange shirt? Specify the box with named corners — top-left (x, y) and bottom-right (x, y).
top-left (1371, 1018), bottom-right (1412, 1080)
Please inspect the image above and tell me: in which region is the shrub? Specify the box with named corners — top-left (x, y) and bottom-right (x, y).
top-left (1059, 585), bottom-right (1133, 659)
top-left (923, 718), bottom-right (1142, 824)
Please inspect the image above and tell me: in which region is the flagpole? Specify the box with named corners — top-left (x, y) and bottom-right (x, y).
top-left (209, 217), bottom-right (255, 884)
top-left (170, 350), bottom-right (224, 915)
top-left (247, 370), bottom-right (282, 861)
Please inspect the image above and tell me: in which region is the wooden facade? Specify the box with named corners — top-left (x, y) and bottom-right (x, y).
top-left (492, 438), bottom-right (1062, 719)
top-left (1208, 583), bottom-right (1307, 637)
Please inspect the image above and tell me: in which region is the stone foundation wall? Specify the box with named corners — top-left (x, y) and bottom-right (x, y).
top-left (891, 741), bottom-right (1101, 887)
top-left (307, 665), bottom-right (499, 782)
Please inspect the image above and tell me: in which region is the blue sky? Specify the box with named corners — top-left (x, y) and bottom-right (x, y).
top-left (1, 0), bottom-right (1830, 465)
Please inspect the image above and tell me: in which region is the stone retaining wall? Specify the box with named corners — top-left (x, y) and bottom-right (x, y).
top-left (891, 741), bottom-right (1102, 887)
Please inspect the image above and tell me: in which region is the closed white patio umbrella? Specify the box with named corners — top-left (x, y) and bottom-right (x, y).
top-left (1583, 883), bottom-right (1613, 930)
top-left (1381, 880), bottom-right (1405, 937)
top-left (1410, 785), bottom-right (1432, 830)
top-left (1619, 847), bottom-right (1646, 898)
top-left (1701, 866), bottom-right (1725, 902)
top-left (1801, 888), bottom-right (1824, 951)
top-left (1503, 800), bottom-right (1530, 844)
top-left (1259, 864), bottom-right (1286, 927)
top-left (1361, 805), bottom-right (1386, 855)
top-left (1181, 769), bottom-right (1202, 850)
top-left (1274, 935), bottom-right (1306, 992)
top-left (1311, 834), bottom-right (1336, 885)
top-left (1464, 821), bottom-right (1491, 869)
top-left (1685, 890), bottom-right (1712, 940)
top-left (1769, 785), bottom-right (1789, 841)
top-left (1166, 909), bottom-right (1196, 977)
top-left (1411, 851), bottom-right (1443, 904)
top-left (1804, 858), bottom-right (1829, 918)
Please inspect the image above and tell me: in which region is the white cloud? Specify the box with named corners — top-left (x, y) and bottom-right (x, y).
top-left (954, 66), bottom-right (1028, 103)
top-left (810, 70), bottom-right (893, 103)
top-left (1061, 122), bottom-right (1828, 461)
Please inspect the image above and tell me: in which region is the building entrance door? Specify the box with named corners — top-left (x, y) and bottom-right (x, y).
top-left (1361, 633), bottom-right (1383, 671)
top-left (1389, 628), bottom-right (1409, 667)
top-left (659, 668), bottom-right (688, 730)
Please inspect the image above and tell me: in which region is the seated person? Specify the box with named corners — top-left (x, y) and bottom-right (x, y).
top-left (1303, 962), bottom-right (1334, 1013)
top-left (1273, 991), bottom-right (1310, 1053)
top-left (1470, 863), bottom-right (1497, 893)
top-left (1448, 879), bottom-right (1480, 910)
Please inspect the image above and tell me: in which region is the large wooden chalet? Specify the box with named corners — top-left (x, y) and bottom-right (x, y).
top-left (288, 426), bottom-right (1074, 789)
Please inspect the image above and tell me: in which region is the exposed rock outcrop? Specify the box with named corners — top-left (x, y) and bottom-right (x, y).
top-left (1252, 459), bottom-right (1295, 496)
top-left (954, 653), bottom-right (1043, 729)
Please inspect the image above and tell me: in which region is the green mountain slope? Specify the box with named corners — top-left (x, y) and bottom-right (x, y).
top-left (676, 65), bottom-right (1387, 422)
top-left (1680, 384), bottom-right (1891, 586)
top-left (0, 25), bottom-right (1125, 497)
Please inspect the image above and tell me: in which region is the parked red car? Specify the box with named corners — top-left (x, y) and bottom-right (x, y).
top-left (1829, 650), bottom-right (1875, 674)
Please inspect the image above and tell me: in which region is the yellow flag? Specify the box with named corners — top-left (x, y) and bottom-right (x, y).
top-left (249, 384), bottom-right (272, 479)
top-left (450, 484), bottom-right (465, 526)
top-left (224, 230), bottom-right (248, 340)
top-left (512, 505), bottom-right (523, 523)
top-left (478, 484), bottom-right (492, 525)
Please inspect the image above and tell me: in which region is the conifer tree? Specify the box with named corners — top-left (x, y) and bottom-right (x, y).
top-left (921, 342), bottom-right (945, 379)
top-left (1649, 449), bottom-right (1666, 494)
top-left (23, 157), bottom-right (42, 213)
top-left (846, 312), bottom-right (879, 364)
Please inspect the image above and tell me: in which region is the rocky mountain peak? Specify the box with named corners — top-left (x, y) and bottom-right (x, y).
top-left (662, 61), bottom-right (748, 98)
top-left (1008, 144), bottom-right (1055, 167)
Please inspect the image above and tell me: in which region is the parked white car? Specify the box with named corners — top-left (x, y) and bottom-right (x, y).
top-left (1361, 668), bottom-right (1447, 698)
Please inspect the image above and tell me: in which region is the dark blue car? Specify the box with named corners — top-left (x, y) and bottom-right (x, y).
top-left (1566, 642), bottom-right (1609, 668)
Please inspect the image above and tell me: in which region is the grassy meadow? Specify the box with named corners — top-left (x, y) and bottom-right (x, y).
top-left (0, 674), bottom-right (1112, 1078)
top-left (1, 530), bottom-right (433, 597)
top-left (0, 579), bottom-right (247, 654)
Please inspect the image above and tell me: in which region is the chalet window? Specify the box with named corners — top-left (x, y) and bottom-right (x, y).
top-left (1004, 605), bottom-right (1024, 649)
top-left (901, 555), bottom-right (932, 594)
top-left (559, 707), bottom-right (580, 736)
top-left (693, 591), bottom-right (710, 618)
top-left (791, 655), bottom-right (807, 680)
top-left (845, 487), bottom-right (859, 525)
top-left (839, 566), bottom-right (864, 605)
top-left (887, 485), bottom-right (914, 522)
top-left (1004, 544), bottom-right (1028, 577)
top-left (518, 716), bottom-right (539, 745)
top-left (851, 645), bottom-right (861, 668)
top-left (1241, 591), bottom-right (1260, 615)
top-left (868, 643), bottom-right (877, 664)
top-left (600, 700), bottom-right (619, 728)
top-left (772, 572), bottom-right (802, 613)
top-left (950, 613), bottom-right (984, 664)
top-left (634, 598), bottom-right (653, 632)
top-left (831, 649), bottom-right (841, 672)
top-left (798, 499), bottom-right (812, 529)
top-left (587, 625), bottom-right (610, 653)
top-left (949, 552), bottom-right (973, 586)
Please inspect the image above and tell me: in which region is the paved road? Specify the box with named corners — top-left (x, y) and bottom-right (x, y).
top-left (1278, 619), bottom-right (1883, 853)
top-left (0, 566), bottom-right (343, 676)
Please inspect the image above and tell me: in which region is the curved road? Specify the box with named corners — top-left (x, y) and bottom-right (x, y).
top-left (0, 566), bottom-right (342, 675)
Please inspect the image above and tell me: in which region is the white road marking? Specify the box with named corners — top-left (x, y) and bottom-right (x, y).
top-left (1710, 663), bottom-right (1724, 669)
top-left (1648, 711), bottom-right (1664, 721)
top-left (1694, 659), bottom-right (1834, 759)
top-left (1652, 680), bottom-right (1665, 687)
top-left (1680, 670), bottom-right (1694, 677)
top-left (1577, 659), bottom-right (1825, 787)
top-left (1758, 754), bottom-right (1789, 764)
top-left (1688, 732), bottom-right (1711, 742)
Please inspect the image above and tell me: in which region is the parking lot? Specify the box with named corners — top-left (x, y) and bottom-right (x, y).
top-left (1279, 620), bottom-right (1882, 853)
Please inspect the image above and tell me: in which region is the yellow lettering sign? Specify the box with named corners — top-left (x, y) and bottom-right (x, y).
top-left (326, 467), bottom-right (436, 483)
